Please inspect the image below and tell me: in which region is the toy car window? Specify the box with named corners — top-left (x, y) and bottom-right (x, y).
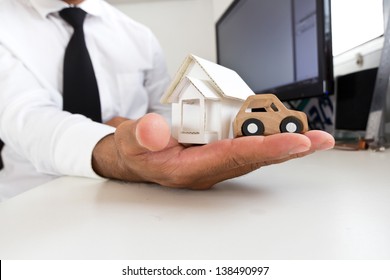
top-left (270, 103), bottom-right (279, 112)
top-left (245, 107), bottom-right (267, 112)
top-left (252, 107), bottom-right (267, 112)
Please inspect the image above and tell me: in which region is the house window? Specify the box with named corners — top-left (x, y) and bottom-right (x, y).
top-left (181, 99), bottom-right (201, 134)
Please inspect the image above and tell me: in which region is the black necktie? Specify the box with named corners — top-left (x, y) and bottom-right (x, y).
top-left (60, 7), bottom-right (102, 122)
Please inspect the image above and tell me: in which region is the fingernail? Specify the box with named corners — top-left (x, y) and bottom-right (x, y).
top-left (318, 140), bottom-right (335, 151)
top-left (289, 144), bottom-right (310, 155)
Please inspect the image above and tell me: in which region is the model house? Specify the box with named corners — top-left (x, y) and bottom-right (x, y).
top-left (161, 54), bottom-right (254, 144)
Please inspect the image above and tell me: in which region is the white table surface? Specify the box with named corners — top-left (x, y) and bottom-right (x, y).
top-left (0, 149), bottom-right (389, 260)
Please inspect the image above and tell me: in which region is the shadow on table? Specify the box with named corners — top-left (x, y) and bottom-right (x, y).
top-left (94, 177), bottom-right (272, 211)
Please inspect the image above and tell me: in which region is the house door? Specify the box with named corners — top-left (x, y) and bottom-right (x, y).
top-left (181, 99), bottom-right (203, 134)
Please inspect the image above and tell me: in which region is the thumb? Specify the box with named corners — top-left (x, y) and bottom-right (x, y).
top-left (115, 113), bottom-right (171, 155)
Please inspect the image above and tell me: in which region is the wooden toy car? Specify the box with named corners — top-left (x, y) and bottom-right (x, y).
top-left (233, 94), bottom-right (308, 137)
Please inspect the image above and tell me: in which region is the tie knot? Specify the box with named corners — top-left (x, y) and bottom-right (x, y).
top-left (59, 7), bottom-right (87, 29)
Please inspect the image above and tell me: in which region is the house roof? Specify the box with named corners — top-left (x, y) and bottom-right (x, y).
top-left (161, 54), bottom-right (254, 104)
top-left (187, 77), bottom-right (221, 100)
top-left (164, 76), bottom-right (220, 104)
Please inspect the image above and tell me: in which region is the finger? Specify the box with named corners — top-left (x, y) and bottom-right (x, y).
top-left (216, 130), bottom-right (336, 181)
top-left (176, 132), bottom-right (334, 189)
top-left (115, 113), bottom-right (171, 155)
top-left (215, 133), bottom-right (312, 169)
top-left (236, 130), bottom-right (335, 169)
top-left (253, 130), bottom-right (335, 167)
top-left (181, 152), bottom-right (303, 190)
top-left (170, 133), bottom-right (311, 183)
top-left (304, 130), bottom-right (335, 151)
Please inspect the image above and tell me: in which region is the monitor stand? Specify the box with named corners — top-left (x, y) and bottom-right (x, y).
top-left (365, 11), bottom-right (390, 151)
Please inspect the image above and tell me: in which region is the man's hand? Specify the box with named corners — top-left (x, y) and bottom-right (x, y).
top-left (105, 116), bottom-right (129, 128)
top-left (93, 113), bottom-right (335, 189)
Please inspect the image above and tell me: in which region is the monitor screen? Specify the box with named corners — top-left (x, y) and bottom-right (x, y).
top-left (216, 0), bottom-right (333, 101)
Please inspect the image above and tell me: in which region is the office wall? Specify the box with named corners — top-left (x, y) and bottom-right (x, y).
top-left (212, 0), bottom-right (233, 20)
top-left (110, 0), bottom-right (235, 76)
top-left (112, 0), bottom-right (216, 77)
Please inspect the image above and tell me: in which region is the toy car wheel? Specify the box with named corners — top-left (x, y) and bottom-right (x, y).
top-left (242, 118), bottom-right (265, 136)
top-left (280, 116), bottom-right (303, 133)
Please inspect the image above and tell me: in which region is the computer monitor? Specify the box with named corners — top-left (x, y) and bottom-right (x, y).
top-left (216, 0), bottom-right (334, 101)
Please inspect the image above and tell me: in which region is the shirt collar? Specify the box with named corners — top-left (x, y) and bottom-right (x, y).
top-left (30, 0), bottom-right (103, 18)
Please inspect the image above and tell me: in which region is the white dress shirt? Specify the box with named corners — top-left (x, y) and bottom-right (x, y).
top-left (0, 0), bottom-right (171, 201)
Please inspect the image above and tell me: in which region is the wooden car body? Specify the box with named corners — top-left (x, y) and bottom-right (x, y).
top-left (233, 94), bottom-right (308, 137)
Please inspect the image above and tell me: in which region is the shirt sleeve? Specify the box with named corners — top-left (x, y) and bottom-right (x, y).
top-left (0, 43), bottom-right (115, 178)
top-left (144, 31), bottom-right (172, 123)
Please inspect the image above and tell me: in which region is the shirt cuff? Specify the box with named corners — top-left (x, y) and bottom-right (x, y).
top-left (52, 118), bottom-right (116, 179)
